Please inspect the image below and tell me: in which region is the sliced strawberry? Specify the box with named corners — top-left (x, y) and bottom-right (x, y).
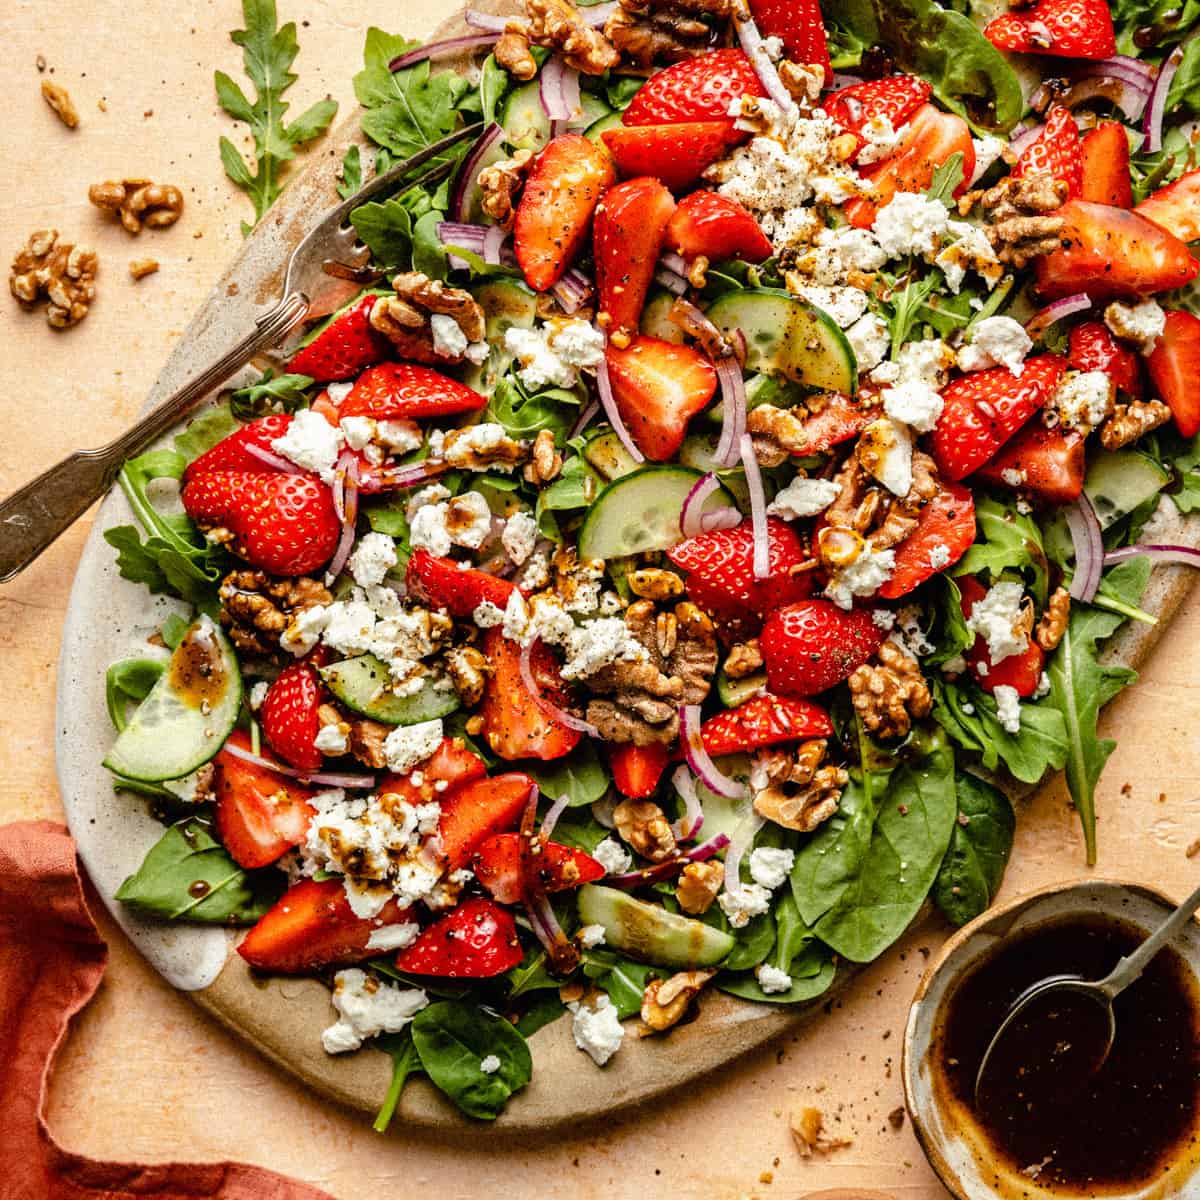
top-left (406, 549), bottom-right (517, 617)
top-left (846, 104), bottom-right (974, 229)
top-left (1035, 200), bottom-right (1200, 300)
top-left (1136, 168), bottom-right (1200, 244)
top-left (877, 483), bottom-right (976, 599)
top-left (748, 0), bottom-right (832, 82)
top-left (601, 121), bottom-right (734, 192)
top-left (473, 833), bottom-right (604, 905)
top-left (260, 661), bottom-right (323, 772)
top-left (770, 393), bottom-right (871, 457)
top-left (181, 470), bottom-right (339, 576)
top-left (434, 770), bottom-right (537, 872)
top-left (985, 0), bottom-right (1116, 59)
top-left (760, 599), bottom-right (886, 698)
top-left (478, 628), bottom-right (582, 761)
top-left (668, 517), bottom-right (813, 626)
top-left (594, 178), bottom-right (677, 336)
top-left (376, 737), bottom-right (487, 808)
top-left (608, 742), bottom-right (672, 799)
top-left (1013, 106), bottom-right (1082, 199)
top-left (514, 133), bottom-right (615, 292)
top-left (701, 694), bottom-right (833, 756)
top-left (623, 49), bottom-right (765, 127)
top-left (1147, 310), bottom-right (1200, 437)
top-left (1068, 321), bottom-right (1142, 400)
top-left (214, 730), bottom-right (316, 869)
top-left (288, 295), bottom-right (391, 383)
top-left (822, 75), bottom-right (932, 155)
top-left (183, 413), bottom-right (296, 482)
top-left (959, 576), bottom-right (1045, 698)
top-left (238, 879), bottom-right (413, 975)
top-left (1081, 122), bottom-right (1132, 208)
top-left (975, 424), bottom-right (1086, 505)
top-left (603, 337), bottom-right (716, 461)
top-left (394, 896), bottom-right (523, 979)
top-left (338, 362), bottom-right (486, 422)
top-left (665, 191), bottom-right (772, 264)
top-left (929, 355), bottom-right (1067, 482)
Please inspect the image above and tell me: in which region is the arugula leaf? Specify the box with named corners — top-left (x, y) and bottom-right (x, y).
top-left (338, 144), bottom-right (364, 201)
top-left (887, 278), bottom-right (941, 357)
top-left (927, 575), bottom-right (974, 667)
top-left (1046, 556), bottom-right (1151, 864)
top-left (954, 495), bottom-right (1049, 606)
top-left (926, 152), bottom-right (966, 206)
top-left (115, 820), bottom-right (282, 923)
top-left (215, 0), bottom-right (338, 233)
top-left (229, 370), bottom-right (314, 420)
top-left (410, 1000), bottom-right (533, 1120)
top-left (932, 772), bottom-right (1015, 926)
top-left (506, 948), bottom-right (561, 999)
top-left (525, 742), bottom-right (609, 808)
top-left (1170, 432), bottom-right (1200, 513)
top-left (105, 658), bottom-right (165, 732)
top-left (160, 612), bottom-right (191, 650)
top-left (372, 1028), bottom-right (424, 1133)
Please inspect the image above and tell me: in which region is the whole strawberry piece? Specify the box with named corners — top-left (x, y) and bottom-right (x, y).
top-left (182, 469), bottom-right (340, 575)
top-left (183, 413), bottom-right (295, 482)
top-left (623, 49), bottom-right (765, 127)
top-left (761, 600), bottom-right (886, 698)
top-left (1068, 321), bottom-right (1142, 400)
top-left (985, 0), bottom-right (1116, 59)
top-left (822, 75), bottom-right (932, 142)
top-left (261, 661), bottom-right (324, 772)
top-left (339, 362), bottom-right (487, 421)
top-left (406, 550), bottom-right (517, 616)
top-left (288, 295), bottom-right (391, 382)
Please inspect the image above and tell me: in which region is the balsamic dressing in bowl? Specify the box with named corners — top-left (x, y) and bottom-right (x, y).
top-left (934, 915), bottom-right (1200, 1191)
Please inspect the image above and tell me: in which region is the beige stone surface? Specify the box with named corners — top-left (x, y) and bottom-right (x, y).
top-left (2, 2), bottom-right (1200, 1196)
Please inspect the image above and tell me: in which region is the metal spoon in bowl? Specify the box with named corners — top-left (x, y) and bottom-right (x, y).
top-left (974, 877), bottom-right (1200, 1107)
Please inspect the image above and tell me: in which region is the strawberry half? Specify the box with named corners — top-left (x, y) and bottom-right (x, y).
top-left (822, 75), bottom-right (933, 153)
top-left (183, 413), bottom-right (296, 482)
top-left (1136, 168), bottom-right (1200, 244)
top-left (288, 295), bottom-right (391, 382)
top-left (1068, 321), bottom-right (1142, 400)
top-left (376, 737), bottom-right (487, 808)
top-left (261, 661), bottom-right (324, 772)
top-left (985, 0), bottom-right (1116, 59)
top-left (435, 771), bottom-right (538, 871)
top-left (700, 694), bottom-right (833, 756)
top-left (594, 178), bottom-right (677, 336)
top-left (665, 191), bottom-right (773, 264)
top-left (608, 742), bottom-right (672, 799)
top-left (1013, 106), bottom-right (1082, 199)
top-left (975, 424), bottom-right (1086, 505)
top-left (1081, 122), bottom-right (1133, 209)
top-left (760, 599), bottom-right (886, 698)
top-left (603, 337), bottom-right (716, 461)
top-left (473, 833), bottom-right (604, 905)
top-left (339, 362), bottom-right (487, 421)
top-left (181, 469), bottom-right (340, 576)
top-left (877, 483), bottom-right (976, 599)
top-left (623, 49), bottom-right (766, 127)
top-left (601, 122), bottom-right (734, 192)
top-left (394, 896), bottom-right (524, 979)
top-left (406, 549), bottom-right (517, 617)
top-left (769, 393), bottom-right (871, 457)
top-left (748, 0), bottom-right (832, 82)
top-left (1147, 310), bottom-right (1200, 437)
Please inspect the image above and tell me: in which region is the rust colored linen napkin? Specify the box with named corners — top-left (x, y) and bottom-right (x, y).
top-left (0, 819), bottom-right (334, 1200)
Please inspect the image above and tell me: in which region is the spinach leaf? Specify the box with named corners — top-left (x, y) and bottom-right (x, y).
top-left (928, 575), bottom-right (974, 667)
top-left (514, 991), bottom-right (567, 1037)
top-left (583, 949), bottom-right (663, 1018)
top-left (410, 1000), bottom-right (533, 1120)
top-left (1045, 556), bottom-right (1150, 864)
top-left (1170, 432), bottom-right (1200, 514)
top-left (115, 820), bottom-right (282, 923)
top-left (214, 0), bottom-right (338, 233)
top-left (105, 657), bottom-right (165, 732)
top-left (525, 741), bottom-right (609, 808)
top-left (350, 195), bottom-right (423, 271)
top-left (160, 612), bottom-right (191, 650)
top-left (550, 807), bottom-right (611, 854)
top-left (174, 404), bottom-right (241, 461)
top-left (723, 911), bottom-right (777, 971)
top-left (337, 143), bottom-right (363, 201)
top-left (954, 495), bottom-right (1049, 606)
top-left (228, 370), bottom-right (313, 420)
top-left (373, 1028), bottom-right (424, 1133)
top-left (932, 772), bottom-right (1015, 926)
top-left (719, 949), bottom-right (837, 1005)
top-left (485, 379), bottom-right (582, 442)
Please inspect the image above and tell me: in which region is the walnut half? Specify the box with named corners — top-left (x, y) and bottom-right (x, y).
top-left (847, 641), bottom-right (932, 739)
top-left (370, 271), bottom-right (487, 365)
top-left (9, 229), bottom-right (97, 329)
top-left (89, 179), bottom-right (184, 234)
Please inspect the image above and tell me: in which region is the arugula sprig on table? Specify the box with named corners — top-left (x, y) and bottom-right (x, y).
top-left (215, 0), bottom-right (338, 234)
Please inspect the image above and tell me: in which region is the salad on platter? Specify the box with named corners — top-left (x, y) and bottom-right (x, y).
top-left (100, 0), bottom-right (1200, 1124)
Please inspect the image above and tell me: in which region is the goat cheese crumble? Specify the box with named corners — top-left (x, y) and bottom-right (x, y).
top-left (322, 969), bottom-right (428, 1054)
top-left (271, 408), bottom-right (345, 483)
top-left (570, 993), bottom-right (624, 1066)
top-left (993, 683), bottom-right (1023, 734)
top-left (966, 581), bottom-right (1029, 664)
top-left (767, 474), bottom-right (841, 520)
top-left (956, 316), bottom-right (1032, 376)
top-left (756, 963), bottom-right (793, 995)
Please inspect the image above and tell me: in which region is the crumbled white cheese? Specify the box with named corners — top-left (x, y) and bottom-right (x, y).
top-left (376, 419), bottom-right (423, 456)
top-left (320, 596), bottom-right (377, 656)
top-left (966, 581), bottom-right (1029, 664)
top-left (970, 135), bottom-right (1006, 186)
top-left (339, 415), bottom-right (374, 451)
top-left (892, 604), bottom-right (935, 658)
top-left (406, 482), bottom-right (451, 522)
top-left (518, 548), bottom-right (551, 591)
top-left (480, 1054), bottom-right (502, 1075)
top-left (815, 224), bottom-right (889, 275)
top-left (321, 969), bottom-right (428, 1054)
top-left (409, 502), bottom-right (453, 557)
top-left (549, 318), bottom-right (606, 370)
top-left (430, 312), bottom-right (469, 360)
top-left (718, 882), bottom-right (772, 928)
top-left (856, 114), bottom-right (904, 166)
top-left (795, 284), bottom-right (869, 329)
top-left (993, 683), bottom-right (1022, 734)
top-left (440, 423), bottom-right (522, 473)
top-left (559, 616), bottom-right (649, 680)
top-left (383, 718), bottom-right (444, 775)
top-left (248, 680), bottom-right (270, 710)
top-left (505, 319), bottom-right (602, 391)
top-left (1052, 370), bottom-right (1114, 432)
top-left (749, 846), bottom-right (795, 890)
top-left (348, 531), bottom-right (398, 589)
top-left (846, 313), bottom-right (890, 372)
top-left (761, 33), bottom-right (785, 60)
top-left (364, 921), bottom-right (421, 952)
top-left (882, 380), bottom-right (944, 433)
top-left (578, 923), bottom-right (607, 949)
top-left (279, 603), bottom-right (330, 657)
top-left (956, 316), bottom-right (1032, 376)
top-left (570, 993), bottom-right (624, 1066)
top-left (1033, 670), bottom-right (1051, 700)
top-left (858, 417), bottom-right (914, 496)
top-left (872, 608), bottom-right (897, 631)
top-left (501, 510), bottom-right (539, 566)
top-left (872, 338), bottom-right (953, 391)
top-left (935, 222), bottom-right (1003, 293)
top-left (927, 541), bottom-right (952, 570)
top-left (593, 838), bottom-right (633, 876)
top-left (826, 542), bottom-right (896, 610)
top-left (314, 723), bottom-right (349, 755)
top-left (873, 192), bottom-right (951, 259)
top-left (756, 963), bottom-right (793, 995)
top-left (473, 600), bottom-right (506, 628)
top-left (1105, 298), bottom-right (1166, 355)
top-left (271, 409), bottom-right (345, 483)
top-left (767, 474), bottom-right (841, 520)
top-left (445, 491), bottom-right (493, 550)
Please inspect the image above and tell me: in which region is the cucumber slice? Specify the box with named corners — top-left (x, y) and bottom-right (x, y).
top-left (640, 289), bottom-right (686, 343)
top-left (583, 110), bottom-right (623, 143)
top-left (103, 616), bottom-right (241, 783)
top-left (717, 668), bottom-right (766, 708)
top-left (456, 138), bottom-right (510, 224)
top-left (678, 432), bottom-right (750, 506)
top-left (577, 884), bottom-right (735, 967)
top-left (583, 429), bottom-right (643, 481)
top-left (321, 655), bottom-right (461, 726)
top-left (463, 278), bottom-right (538, 394)
top-left (501, 82), bottom-right (612, 151)
top-left (577, 466), bottom-right (737, 560)
top-left (704, 288), bottom-right (857, 395)
top-left (1084, 450), bottom-right (1169, 530)
top-left (694, 755), bottom-right (755, 848)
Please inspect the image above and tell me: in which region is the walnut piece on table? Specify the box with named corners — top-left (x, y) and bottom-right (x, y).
top-left (89, 179), bottom-right (184, 234)
top-left (640, 968), bottom-right (716, 1033)
top-left (790, 1106), bottom-right (854, 1156)
top-left (9, 229), bottom-right (97, 329)
top-left (128, 258), bottom-right (159, 280)
top-left (41, 80), bottom-right (79, 128)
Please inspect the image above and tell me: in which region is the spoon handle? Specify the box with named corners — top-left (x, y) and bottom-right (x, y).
top-left (1100, 878), bottom-right (1200, 998)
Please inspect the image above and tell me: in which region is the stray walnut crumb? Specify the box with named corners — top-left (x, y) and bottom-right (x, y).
top-left (888, 1106), bottom-right (906, 1130)
top-left (89, 179), bottom-right (184, 234)
top-left (1035, 586), bottom-right (1070, 652)
top-left (9, 229), bottom-right (97, 329)
top-left (41, 80), bottom-right (79, 128)
top-left (129, 258), bottom-right (159, 280)
top-left (35, 54), bottom-right (47, 73)
top-left (1187, 838), bottom-right (1200, 859)
top-left (790, 1106), bottom-right (853, 1156)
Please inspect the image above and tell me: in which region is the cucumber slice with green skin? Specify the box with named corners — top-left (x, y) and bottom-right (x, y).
top-left (704, 288), bottom-right (857, 395)
top-left (463, 278), bottom-right (538, 394)
top-left (103, 616), bottom-right (242, 783)
top-left (577, 884), bottom-right (735, 967)
top-left (500, 82), bottom-right (612, 151)
top-left (583, 110), bottom-right (623, 143)
top-left (678, 432), bottom-right (750, 507)
top-left (456, 137), bottom-right (510, 224)
top-left (1084, 450), bottom-right (1170, 530)
top-left (694, 755), bottom-right (754, 850)
top-left (583, 429), bottom-right (643, 481)
top-left (322, 655), bottom-right (461, 726)
top-left (577, 466), bottom-right (737, 559)
top-left (640, 289), bottom-right (686, 344)
top-left (717, 667), bottom-right (767, 708)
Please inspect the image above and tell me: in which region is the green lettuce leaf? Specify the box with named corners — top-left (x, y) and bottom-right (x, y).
top-left (932, 771), bottom-right (1015, 926)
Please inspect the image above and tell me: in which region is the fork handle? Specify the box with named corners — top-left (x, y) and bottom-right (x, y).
top-left (0, 293), bottom-right (309, 584)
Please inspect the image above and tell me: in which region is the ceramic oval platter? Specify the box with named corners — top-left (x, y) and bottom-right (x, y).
top-left (56, 0), bottom-right (1200, 1135)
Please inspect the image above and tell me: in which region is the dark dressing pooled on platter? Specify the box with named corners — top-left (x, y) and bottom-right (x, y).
top-left (935, 915), bottom-right (1200, 1192)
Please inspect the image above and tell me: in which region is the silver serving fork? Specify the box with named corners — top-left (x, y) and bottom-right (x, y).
top-left (0, 123), bottom-right (482, 583)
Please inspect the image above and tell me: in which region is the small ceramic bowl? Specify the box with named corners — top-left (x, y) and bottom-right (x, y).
top-left (902, 879), bottom-right (1200, 1200)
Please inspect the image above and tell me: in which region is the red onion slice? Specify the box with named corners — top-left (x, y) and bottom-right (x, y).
top-left (449, 122), bottom-right (506, 224)
top-left (1104, 543), bottom-right (1200, 569)
top-left (550, 267), bottom-right (594, 313)
top-left (1145, 41), bottom-right (1185, 153)
top-left (680, 471), bottom-right (722, 538)
top-left (539, 55), bottom-right (574, 122)
top-left (596, 354), bottom-right (646, 465)
top-left (671, 764), bottom-right (704, 841)
top-left (482, 224), bottom-right (507, 266)
top-left (221, 740), bottom-right (376, 789)
top-left (541, 792), bottom-right (571, 841)
top-left (1025, 292), bottom-right (1092, 338)
top-left (1059, 76), bottom-right (1150, 123)
top-left (390, 33), bottom-right (501, 70)
top-left (464, 10), bottom-right (508, 31)
top-left (740, 433), bottom-right (770, 581)
top-left (733, 12), bottom-right (796, 114)
top-left (569, 398), bottom-right (600, 439)
top-left (326, 467), bottom-right (359, 580)
top-left (581, 1), bottom-right (617, 27)
top-left (520, 783), bottom-right (581, 972)
top-left (680, 704), bottom-right (748, 800)
top-left (604, 833), bottom-right (731, 888)
top-left (357, 460), bottom-right (449, 493)
top-left (1078, 55), bottom-right (1156, 92)
top-left (654, 266), bottom-right (689, 296)
top-left (1065, 493), bottom-right (1104, 603)
top-left (519, 638), bottom-right (600, 736)
top-left (713, 357), bottom-right (748, 468)
top-left (701, 507), bottom-right (742, 532)
top-left (244, 443), bottom-right (305, 474)
top-left (660, 250), bottom-right (689, 276)
top-left (723, 810), bottom-right (765, 897)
